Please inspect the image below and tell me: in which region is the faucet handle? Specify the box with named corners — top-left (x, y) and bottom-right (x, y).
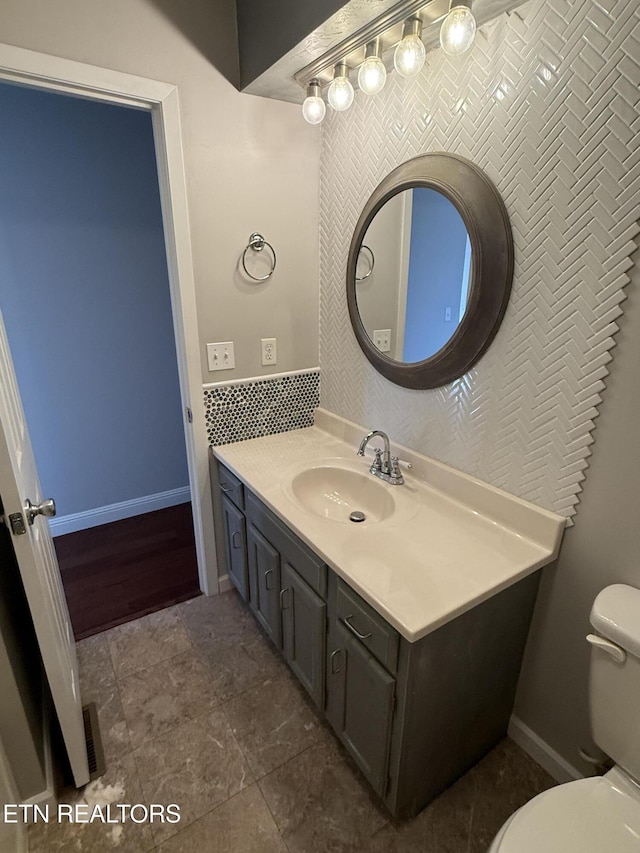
top-left (391, 456), bottom-right (412, 471)
top-left (389, 456), bottom-right (405, 485)
top-left (370, 448), bottom-right (383, 473)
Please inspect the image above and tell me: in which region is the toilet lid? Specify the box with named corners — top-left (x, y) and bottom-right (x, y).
top-left (495, 776), bottom-right (640, 853)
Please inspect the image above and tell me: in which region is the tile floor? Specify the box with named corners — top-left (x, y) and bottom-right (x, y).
top-left (29, 590), bottom-right (556, 852)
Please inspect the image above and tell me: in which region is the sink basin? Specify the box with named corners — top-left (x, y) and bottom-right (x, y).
top-left (287, 464), bottom-right (396, 523)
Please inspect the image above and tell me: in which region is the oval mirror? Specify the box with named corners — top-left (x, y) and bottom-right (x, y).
top-left (347, 152), bottom-right (514, 389)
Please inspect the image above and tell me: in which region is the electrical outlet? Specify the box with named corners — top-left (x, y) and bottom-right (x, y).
top-left (261, 337), bottom-right (277, 366)
top-left (207, 341), bottom-right (235, 371)
top-left (444, 306), bottom-right (452, 321)
top-left (373, 329), bottom-right (391, 352)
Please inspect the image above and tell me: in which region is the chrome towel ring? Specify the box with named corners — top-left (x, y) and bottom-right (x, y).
top-left (242, 232), bottom-right (277, 281)
top-left (355, 244), bottom-right (375, 281)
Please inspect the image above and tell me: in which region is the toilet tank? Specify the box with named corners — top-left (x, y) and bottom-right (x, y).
top-left (589, 584), bottom-right (640, 781)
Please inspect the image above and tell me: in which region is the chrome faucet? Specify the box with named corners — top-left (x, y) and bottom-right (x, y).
top-left (357, 430), bottom-right (407, 485)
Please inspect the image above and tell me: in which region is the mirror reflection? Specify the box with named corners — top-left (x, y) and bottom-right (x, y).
top-left (355, 188), bottom-right (472, 363)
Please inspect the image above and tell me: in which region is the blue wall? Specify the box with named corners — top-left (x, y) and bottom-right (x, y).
top-left (0, 83), bottom-right (188, 520)
top-left (403, 189), bottom-right (470, 362)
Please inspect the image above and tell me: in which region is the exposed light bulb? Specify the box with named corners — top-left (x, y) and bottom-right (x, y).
top-left (440, 1), bottom-right (476, 55)
top-left (394, 18), bottom-right (426, 78)
top-left (358, 39), bottom-right (387, 95)
top-left (302, 96), bottom-right (325, 124)
top-left (327, 62), bottom-right (354, 111)
top-left (302, 79), bottom-right (326, 124)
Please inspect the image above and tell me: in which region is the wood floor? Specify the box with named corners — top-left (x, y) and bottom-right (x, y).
top-left (55, 502), bottom-right (201, 640)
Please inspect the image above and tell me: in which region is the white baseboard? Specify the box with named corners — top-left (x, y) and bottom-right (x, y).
top-left (218, 574), bottom-right (233, 594)
top-left (508, 715), bottom-right (584, 784)
top-left (49, 486), bottom-right (191, 537)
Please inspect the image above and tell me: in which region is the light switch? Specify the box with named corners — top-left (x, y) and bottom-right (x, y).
top-left (207, 341), bottom-right (235, 371)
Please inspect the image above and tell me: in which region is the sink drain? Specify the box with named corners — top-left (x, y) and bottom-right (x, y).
top-left (349, 511), bottom-right (366, 523)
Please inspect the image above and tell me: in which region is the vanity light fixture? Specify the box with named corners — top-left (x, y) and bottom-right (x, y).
top-left (302, 78), bottom-right (326, 124)
top-left (327, 62), bottom-right (355, 111)
top-left (440, 0), bottom-right (477, 55)
top-left (295, 0), bottom-right (492, 122)
top-left (358, 38), bottom-right (387, 96)
top-left (394, 17), bottom-right (426, 78)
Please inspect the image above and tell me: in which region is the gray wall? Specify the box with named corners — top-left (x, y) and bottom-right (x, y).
top-left (0, 502), bottom-right (46, 800)
top-left (0, 0), bottom-right (321, 385)
top-left (0, 82), bottom-right (188, 520)
top-left (514, 249), bottom-right (640, 774)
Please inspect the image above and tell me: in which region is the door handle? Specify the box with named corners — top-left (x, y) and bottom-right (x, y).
top-left (232, 531), bottom-right (242, 549)
top-left (344, 615), bottom-right (372, 641)
top-left (24, 498), bottom-right (57, 526)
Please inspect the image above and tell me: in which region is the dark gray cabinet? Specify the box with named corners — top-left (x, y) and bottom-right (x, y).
top-left (326, 575), bottom-right (399, 796)
top-left (245, 492), bottom-right (327, 598)
top-left (247, 522), bottom-right (282, 647)
top-left (326, 618), bottom-right (395, 797)
top-left (211, 455), bottom-right (250, 602)
top-left (281, 561), bottom-right (326, 708)
top-left (336, 578), bottom-right (399, 673)
top-left (246, 491), bottom-right (327, 709)
top-left (221, 495), bottom-right (248, 600)
top-left (214, 457), bottom-right (328, 692)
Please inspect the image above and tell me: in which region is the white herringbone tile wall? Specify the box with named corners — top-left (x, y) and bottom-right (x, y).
top-left (319, 0), bottom-right (640, 520)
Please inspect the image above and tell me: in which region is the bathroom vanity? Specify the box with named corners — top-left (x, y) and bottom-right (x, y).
top-left (210, 410), bottom-right (564, 818)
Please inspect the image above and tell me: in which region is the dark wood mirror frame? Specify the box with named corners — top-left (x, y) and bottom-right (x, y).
top-left (346, 152), bottom-right (514, 390)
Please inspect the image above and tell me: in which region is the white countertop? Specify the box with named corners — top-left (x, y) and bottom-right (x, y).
top-left (214, 409), bottom-right (565, 642)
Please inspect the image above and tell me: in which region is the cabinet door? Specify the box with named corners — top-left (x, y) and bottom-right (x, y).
top-left (326, 620), bottom-right (395, 797)
top-left (221, 495), bottom-right (248, 600)
top-left (247, 523), bottom-right (282, 648)
top-left (281, 562), bottom-right (326, 708)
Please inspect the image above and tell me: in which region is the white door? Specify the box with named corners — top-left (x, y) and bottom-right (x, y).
top-left (0, 310), bottom-right (89, 788)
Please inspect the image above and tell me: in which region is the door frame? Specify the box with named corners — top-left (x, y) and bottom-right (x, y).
top-left (0, 42), bottom-right (218, 594)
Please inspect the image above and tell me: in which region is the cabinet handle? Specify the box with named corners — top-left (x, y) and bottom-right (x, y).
top-left (232, 531), bottom-right (242, 549)
top-left (330, 649), bottom-right (343, 674)
top-left (344, 615), bottom-right (372, 641)
top-left (220, 482), bottom-right (233, 492)
top-left (280, 588), bottom-right (290, 610)
top-left (265, 569), bottom-right (274, 590)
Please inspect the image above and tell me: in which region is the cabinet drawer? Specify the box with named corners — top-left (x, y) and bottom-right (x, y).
top-left (246, 491), bottom-right (327, 598)
top-left (218, 463), bottom-right (244, 511)
top-left (336, 580), bottom-right (399, 674)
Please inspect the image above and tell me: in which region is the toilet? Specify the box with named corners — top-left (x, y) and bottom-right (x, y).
top-left (489, 583), bottom-right (640, 852)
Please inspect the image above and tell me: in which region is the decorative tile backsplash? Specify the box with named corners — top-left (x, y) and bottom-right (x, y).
top-left (204, 370), bottom-right (320, 446)
top-left (319, 0), bottom-right (640, 520)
